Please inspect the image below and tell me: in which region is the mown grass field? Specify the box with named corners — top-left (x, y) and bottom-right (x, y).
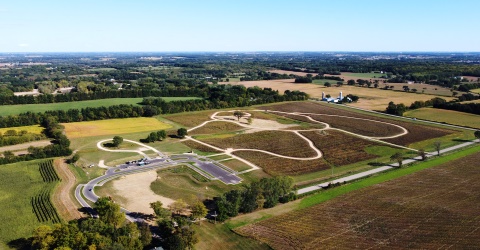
top-left (0, 97), bottom-right (199, 116)
top-left (235, 146), bottom-right (480, 249)
top-left (0, 159), bottom-right (61, 247)
top-left (189, 121), bottom-right (245, 135)
top-left (469, 88), bottom-right (480, 93)
top-left (164, 110), bottom-right (217, 128)
top-left (0, 125), bottom-right (43, 135)
top-left (63, 117), bottom-right (172, 138)
top-left (150, 166), bottom-right (270, 204)
top-left (405, 107), bottom-right (480, 129)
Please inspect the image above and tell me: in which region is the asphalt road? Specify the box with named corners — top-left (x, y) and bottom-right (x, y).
top-left (76, 152), bottom-right (242, 220)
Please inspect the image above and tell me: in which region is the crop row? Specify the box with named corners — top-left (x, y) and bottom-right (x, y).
top-left (39, 159), bottom-right (60, 183)
top-left (31, 187), bottom-right (61, 224)
top-left (236, 151), bottom-right (480, 249)
top-left (262, 102), bottom-right (454, 145)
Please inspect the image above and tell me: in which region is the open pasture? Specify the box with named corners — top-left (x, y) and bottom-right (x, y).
top-left (189, 121), bottom-right (245, 135)
top-left (63, 117), bottom-right (171, 138)
top-left (164, 110), bottom-right (217, 128)
top-left (233, 151), bottom-right (329, 176)
top-left (263, 102), bottom-right (455, 147)
top-left (219, 158), bottom-right (252, 172)
top-left (0, 97), bottom-right (199, 116)
top-left (222, 80), bottom-right (454, 110)
top-left (199, 130), bottom-right (317, 158)
top-left (236, 150), bottom-right (480, 249)
top-left (405, 107), bottom-right (480, 129)
top-left (300, 130), bottom-right (381, 166)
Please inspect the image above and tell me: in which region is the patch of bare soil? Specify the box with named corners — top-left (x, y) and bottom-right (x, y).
top-left (111, 171), bottom-right (175, 214)
top-left (52, 159), bottom-right (82, 220)
top-left (0, 140), bottom-right (52, 152)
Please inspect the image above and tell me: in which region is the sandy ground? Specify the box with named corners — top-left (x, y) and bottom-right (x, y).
top-left (112, 171), bottom-right (174, 214)
top-left (0, 140), bottom-right (52, 152)
top-left (52, 159), bottom-right (82, 220)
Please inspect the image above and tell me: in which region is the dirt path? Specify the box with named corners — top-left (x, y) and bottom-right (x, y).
top-left (52, 159), bottom-right (82, 220)
top-left (0, 139), bottom-right (52, 152)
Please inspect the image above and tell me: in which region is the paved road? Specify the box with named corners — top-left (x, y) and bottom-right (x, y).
top-left (297, 139), bottom-right (479, 195)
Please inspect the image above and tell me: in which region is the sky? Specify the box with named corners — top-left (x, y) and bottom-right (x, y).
top-left (0, 0), bottom-right (479, 52)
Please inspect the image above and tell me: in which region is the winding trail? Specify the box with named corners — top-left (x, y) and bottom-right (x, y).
top-left (185, 109), bottom-right (415, 166)
top-left (96, 138), bottom-right (165, 159)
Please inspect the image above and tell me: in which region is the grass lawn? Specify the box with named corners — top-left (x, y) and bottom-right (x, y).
top-left (0, 159), bottom-right (60, 247)
top-left (0, 97), bottom-right (200, 116)
top-left (312, 79), bottom-right (342, 85)
top-left (193, 222), bottom-right (270, 250)
top-left (0, 125), bottom-right (44, 135)
top-left (405, 107), bottom-right (480, 129)
top-left (470, 88), bottom-right (480, 93)
top-left (341, 72), bottom-right (387, 78)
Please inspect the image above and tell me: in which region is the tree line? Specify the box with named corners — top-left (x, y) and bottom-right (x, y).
top-left (214, 176), bottom-right (296, 221)
top-left (0, 116), bottom-right (72, 165)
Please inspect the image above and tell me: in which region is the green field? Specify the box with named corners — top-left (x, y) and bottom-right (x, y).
top-left (405, 107), bottom-right (480, 129)
top-left (341, 72), bottom-right (387, 78)
top-left (86, 67), bottom-right (117, 72)
top-left (0, 159), bottom-right (60, 247)
top-left (0, 97), bottom-right (200, 116)
top-left (312, 79), bottom-right (341, 85)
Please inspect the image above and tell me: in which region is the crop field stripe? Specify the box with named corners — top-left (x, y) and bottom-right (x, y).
top-left (299, 145), bottom-right (480, 210)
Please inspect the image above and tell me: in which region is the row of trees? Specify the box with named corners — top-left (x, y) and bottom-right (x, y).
top-left (214, 176), bottom-right (296, 221)
top-left (0, 116), bottom-right (72, 165)
top-left (0, 130), bottom-right (45, 147)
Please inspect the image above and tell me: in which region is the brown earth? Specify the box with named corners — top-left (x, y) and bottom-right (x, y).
top-left (164, 110), bottom-right (216, 128)
top-left (182, 140), bottom-right (223, 153)
top-left (200, 130), bottom-right (317, 158)
top-left (233, 151), bottom-right (329, 176)
top-left (236, 151), bottom-right (480, 249)
top-left (0, 140), bottom-right (52, 153)
top-left (52, 159), bottom-right (82, 221)
top-left (263, 102), bottom-right (454, 146)
top-left (221, 80), bottom-right (455, 111)
top-left (300, 130), bottom-right (381, 166)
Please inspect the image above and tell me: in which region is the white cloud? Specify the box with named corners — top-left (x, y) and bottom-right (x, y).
top-left (18, 43), bottom-right (29, 47)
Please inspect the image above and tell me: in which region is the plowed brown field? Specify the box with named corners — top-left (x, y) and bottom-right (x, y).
top-left (233, 151), bottom-right (329, 176)
top-left (200, 131), bottom-right (317, 158)
top-left (263, 102), bottom-right (453, 146)
top-left (300, 130), bottom-right (380, 166)
top-left (237, 151), bottom-right (480, 249)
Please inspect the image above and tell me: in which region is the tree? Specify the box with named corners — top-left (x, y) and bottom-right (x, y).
top-left (324, 82), bottom-right (331, 87)
top-left (112, 136), bottom-right (123, 147)
top-left (150, 201), bottom-right (171, 220)
top-left (157, 130), bottom-right (167, 140)
top-left (3, 150), bottom-right (14, 160)
top-left (94, 197), bottom-right (125, 227)
top-left (474, 130), bottom-right (480, 142)
top-left (177, 128), bottom-right (188, 139)
top-left (347, 79), bottom-right (356, 85)
top-left (168, 199), bottom-right (188, 215)
top-left (390, 152), bottom-right (404, 167)
top-left (434, 141), bottom-right (442, 155)
top-left (190, 200), bottom-right (208, 223)
top-left (418, 149), bottom-right (426, 161)
top-left (233, 111), bottom-right (245, 121)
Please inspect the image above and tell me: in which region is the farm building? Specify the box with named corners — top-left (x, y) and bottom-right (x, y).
top-left (321, 91), bottom-right (348, 103)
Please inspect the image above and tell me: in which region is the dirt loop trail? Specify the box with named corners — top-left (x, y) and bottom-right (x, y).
top-left (52, 159), bottom-right (82, 220)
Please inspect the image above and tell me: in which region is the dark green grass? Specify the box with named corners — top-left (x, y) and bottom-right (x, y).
top-left (0, 97), bottom-right (201, 116)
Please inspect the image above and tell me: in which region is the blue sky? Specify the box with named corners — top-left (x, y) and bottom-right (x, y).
top-left (0, 0), bottom-right (478, 52)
